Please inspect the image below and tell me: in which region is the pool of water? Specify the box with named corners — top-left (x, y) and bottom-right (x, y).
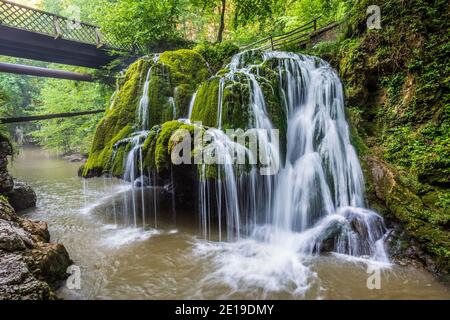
top-left (8, 146), bottom-right (449, 299)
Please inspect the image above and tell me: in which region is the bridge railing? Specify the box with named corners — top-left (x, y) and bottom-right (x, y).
top-left (0, 0), bottom-right (131, 51)
top-left (240, 17), bottom-right (320, 52)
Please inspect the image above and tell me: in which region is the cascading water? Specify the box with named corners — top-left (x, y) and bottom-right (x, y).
top-left (103, 49), bottom-right (389, 296)
top-left (168, 97), bottom-right (176, 119)
top-left (121, 130), bottom-right (151, 227)
top-left (109, 54), bottom-right (163, 228)
top-left (193, 50), bottom-right (388, 264)
top-left (138, 54), bottom-right (160, 130)
top-left (187, 90), bottom-right (198, 120)
top-left (109, 84), bottom-right (120, 110)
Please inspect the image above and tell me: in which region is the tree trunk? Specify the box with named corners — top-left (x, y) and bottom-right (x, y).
top-left (217, 0), bottom-right (226, 43)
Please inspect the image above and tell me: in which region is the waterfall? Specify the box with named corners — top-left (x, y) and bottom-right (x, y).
top-left (138, 54), bottom-right (160, 130)
top-left (106, 49), bottom-right (387, 263)
top-left (122, 130), bottom-right (151, 227)
top-left (196, 50), bottom-right (388, 262)
top-left (109, 81), bottom-right (120, 110)
top-left (168, 97), bottom-right (176, 119)
top-left (187, 90), bottom-right (198, 119)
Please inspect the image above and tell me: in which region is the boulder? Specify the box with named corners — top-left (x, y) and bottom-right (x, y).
top-left (0, 139), bottom-right (14, 194)
top-left (133, 175), bottom-right (150, 187)
top-left (63, 153), bottom-right (85, 163)
top-left (0, 252), bottom-right (54, 300)
top-left (0, 199), bottom-right (72, 300)
top-left (7, 179), bottom-right (37, 212)
top-left (0, 220), bottom-right (33, 252)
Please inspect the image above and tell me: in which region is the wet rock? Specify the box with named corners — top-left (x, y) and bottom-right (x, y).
top-left (23, 243), bottom-right (72, 286)
top-left (0, 252), bottom-right (29, 286)
top-left (63, 153), bottom-right (85, 163)
top-left (363, 156), bottom-right (395, 200)
top-left (0, 173), bottom-right (13, 194)
top-left (0, 136), bottom-right (71, 299)
top-left (364, 155), bottom-right (449, 278)
top-left (0, 199), bottom-right (72, 300)
top-left (20, 219), bottom-right (50, 243)
top-left (0, 139), bottom-right (14, 194)
top-left (309, 215), bottom-right (352, 254)
top-left (315, 220), bottom-right (346, 253)
top-left (7, 179), bottom-right (37, 212)
top-left (341, 207), bottom-right (386, 241)
top-left (134, 175), bottom-right (150, 187)
top-left (0, 252), bottom-right (54, 300)
top-left (349, 216), bottom-right (369, 239)
top-left (385, 224), bottom-right (441, 276)
top-left (312, 208), bottom-right (387, 257)
top-left (0, 198), bottom-right (17, 222)
top-left (0, 220), bottom-right (33, 252)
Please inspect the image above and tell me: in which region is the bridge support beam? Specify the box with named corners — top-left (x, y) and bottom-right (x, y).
top-left (0, 62), bottom-right (93, 82)
top-left (0, 110), bottom-right (105, 124)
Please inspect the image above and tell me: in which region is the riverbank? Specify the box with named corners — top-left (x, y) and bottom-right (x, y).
top-left (0, 140), bottom-right (72, 299)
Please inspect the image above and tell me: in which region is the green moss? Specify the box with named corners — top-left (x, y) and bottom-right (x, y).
top-left (258, 61), bottom-right (288, 152)
top-left (349, 124), bottom-right (369, 157)
top-left (110, 145), bottom-right (126, 177)
top-left (159, 49), bottom-right (210, 88)
top-left (173, 84), bottom-right (194, 118)
top-left (191, 78), bottom-right (220, 127)
top-left (140, 121), bottom-right (197, 172)
top-left (141, 49), bottom-right (210, 127)
top-left (190, 75), bottom-right (254, 130)
top-left (154, 121), bottom-right (184, 171)
top-left (84, 49), bottom-right (211, 177)
top-left (190, 68), bottom-right (285, 135)
top-left (386, 180), bottom-right (450, 271)
top-left (82, 58), bottom-right (149, 177)
top-left (83, 124), bottom-right (133, 176)
top-left (193, 41), bottom-right (239, 74)
top-left (141, 126), bottom-right (159, 170)
top-left (301, 40), bottom-right (341, 66)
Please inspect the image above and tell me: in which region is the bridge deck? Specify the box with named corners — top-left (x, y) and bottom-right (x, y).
top-left (0, 24), bottom-right (118, 68)
top-left (0, 0), bottom-right (133, 68)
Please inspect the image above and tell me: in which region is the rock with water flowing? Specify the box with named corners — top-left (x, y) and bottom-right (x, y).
top-left (134, 175), bottom-right (150, 188)
top-left (82, 49), bottom-right (210, 178)
top-left (83, 48), bottom-right (390, 263)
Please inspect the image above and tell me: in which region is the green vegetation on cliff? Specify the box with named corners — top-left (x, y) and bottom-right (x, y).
top-left (302, 0), bottom-right (450, 275)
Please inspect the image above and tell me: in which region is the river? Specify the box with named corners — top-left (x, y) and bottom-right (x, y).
top-left (8, 146), bottom-right (449, 299)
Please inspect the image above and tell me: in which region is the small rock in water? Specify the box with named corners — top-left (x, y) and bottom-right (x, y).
top-left (7, 179), bottom-right (36, 212)
top-left (134, 176), bottom-right (149, 187)
top-left (164, 182), bottom-right (175, 193)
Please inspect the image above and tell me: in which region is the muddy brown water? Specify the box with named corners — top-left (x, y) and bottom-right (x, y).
top-left (8, 146), bottom-right (449, 299)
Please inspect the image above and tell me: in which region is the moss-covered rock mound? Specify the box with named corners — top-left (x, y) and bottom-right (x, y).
top-left (83, 49), bottom-right (211, 177)
top-left (83, 48), bottom-right (290, 179)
